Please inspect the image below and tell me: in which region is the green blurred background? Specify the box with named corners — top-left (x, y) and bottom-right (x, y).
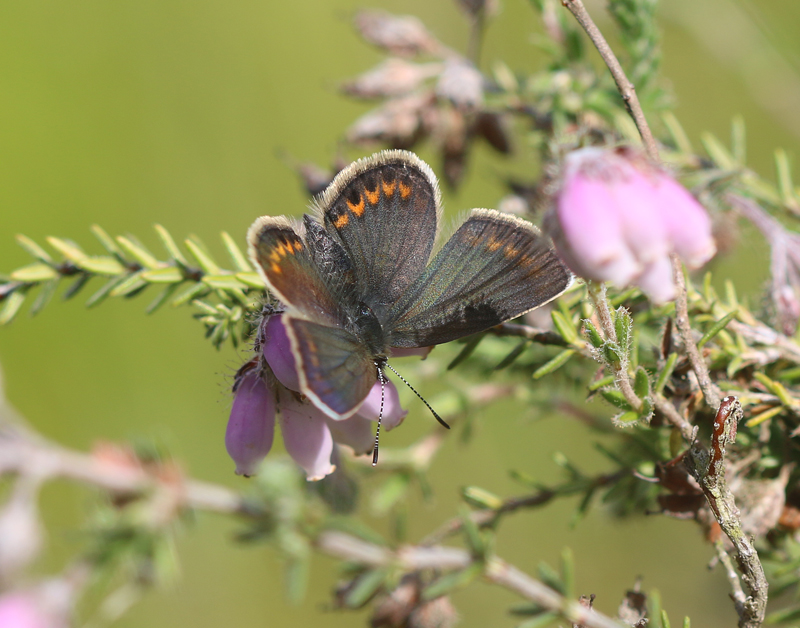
top-left (0, 0), bottom-right (798, 626)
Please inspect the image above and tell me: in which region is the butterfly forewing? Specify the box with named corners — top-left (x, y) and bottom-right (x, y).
top-left (387, 209), bottom-right (572, 347)
top-left (248, 217), bottom-right (345, 326)
top-left (319, 151), bottom-right (441, 314)
top-left (285, 315), bottom-right (376, 419)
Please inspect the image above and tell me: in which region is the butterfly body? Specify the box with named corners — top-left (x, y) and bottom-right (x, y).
top-left (249, 150), bottom-right (572, 421)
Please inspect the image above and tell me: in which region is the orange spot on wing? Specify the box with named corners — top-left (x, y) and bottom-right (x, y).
top-left (504, 246), bottom-right (519, 259)
top-left (382, 180), bottom-right (396, 197)
top-left (487, 238), bottom-right (503, 251)
top-left (334, 213), bottom-right (349, 228)
top-left (398, 182), bottom-right (412, 199)
top-left (364, 187), bottom-right (380, 205)
top-left (346, 195), bottom-right (365, 216)
top-left (270, 263), bottom-right (282, 274)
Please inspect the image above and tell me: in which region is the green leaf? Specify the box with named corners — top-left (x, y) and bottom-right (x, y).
top-left (536, 561), bottom-right (564, 595)
top-left (15, 235), bottom-right (53, 263)
top-left (154, 224), bottom-right (190, 267)
top-left (532, 349), bottom-right (575, 379)
top-left (423, 563), bottom-right (482, 601)
top-left (601, 389), bottom-right (633, 411)
top-left (110, 273), bottom-right (148, 297)
top-left (221, 231), bottom-right (252, 272)
top-left (662, 112), bottom-right (692, 154)
top-left (0, 291), bottom-right (26, 325)
top-left (116, 236), bottom-right (159, 269)
top-left (236, 271), bottom-right (264, 288)
top-left (172, 282), bottom-right (210, 307)
top-left (76, 256), bottom-right (126, 276)
top-left (587, 375), bottom-right (615, 392)
top-left (582, 319), bottom-right (603, 348)
top-left (661, 609), bottom-right (672, 628)
top-left (560, 547), bottom-right (574, 599)
top-left (614, 306), bottom-right (632, 352)
top-left (284, 551), bottom-right (309, 605)
top-left (141, 267), bottom-right (184, 283)
top-left (343, 568), bottom-right (387, 608)
top-left (775, 148), bottom-right (797, 208)
top-left (697, 309), bottom-right (738, 348)
top-left (655, 352), bottom-right (678, 395)
top-left (91, 225), bottom-right (125, 258)
top-left (10, 263), bottom-right (59, 282)
top-left (46, 237), bottom-right (87, 262)
top-left (202, 274), bottom-right (248, 290)
top-left (62, 273), bottom-right (91, 300)
top-left (602, 341), bottom-right (623, 368)
top-left (494, 340), bottom-right (529, 370)
top-left (551, 310), bottom-right (578, 345)
top-left (447, 333), bottom-right (485, 370)
top-left (30, 279), bottom-right (59, 316)
top-left (765, 604), bottom-right (800, 623)
top-left (86, 276), bottom-right (128, 308)
top-left (146, 284), bottom-right (181, 314)
top-left (184, 238), bottom-right (221, 274)
top-left (371, 474), bottom-right (410, 516)
top-left (633, 366), bottom-right (650, 399)
top-left (462, 486), bottom-right (504, 510)
top-left (701, 132), bottom-right (735, 169)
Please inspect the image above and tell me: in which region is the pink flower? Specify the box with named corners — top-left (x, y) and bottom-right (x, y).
top-left (226, 315), bottom-right (411, 481)
top-left (546, 147), bottom-right (716, 303)
top-left (225, 364), bottom-right (276, 477)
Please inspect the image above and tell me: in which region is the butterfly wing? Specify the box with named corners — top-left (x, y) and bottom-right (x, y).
top-left (284, 315), bottom-right (375, 419)
top-left (317, 150), bottom-right (441, 315)
top-left (248, 216), bottom-right (345, 325)
top-left (248, 216), bottom-right (377, 418)
top-left (387, 209), bottom-right (573, 347)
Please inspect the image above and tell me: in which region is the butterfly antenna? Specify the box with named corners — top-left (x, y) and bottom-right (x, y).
top-left (372, 366), bottom-right (386, 466)
top-left (384, 363), bottom-right (450, 429)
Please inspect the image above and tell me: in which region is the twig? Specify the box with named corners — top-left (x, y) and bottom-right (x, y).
top-left (685, 397), bottom-right (768, 628)
top-left (316, 530), bottom-right (624, 628)
top-left (420, 470), bottom-right (627, 546)
top-left (672, 255), bottom-right (723, 409)
top-left (0, 422), bottom-right (247, 516)
top-left (560, 0), bottom-right (659, 162)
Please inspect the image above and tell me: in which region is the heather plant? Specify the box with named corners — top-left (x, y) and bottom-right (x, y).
top-left (2, 2), bottom-right (800, 628)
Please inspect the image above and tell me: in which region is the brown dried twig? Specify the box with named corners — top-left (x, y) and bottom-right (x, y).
top-left (685, 396), bottom-right (768, 628)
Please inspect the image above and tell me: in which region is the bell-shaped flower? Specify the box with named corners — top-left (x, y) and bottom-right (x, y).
top-left (546, 147), bottom-right (716, 303)
top-left (228, 314), bottom-right (417, 480)
top-left (225, 366), bottom-right (276, 477)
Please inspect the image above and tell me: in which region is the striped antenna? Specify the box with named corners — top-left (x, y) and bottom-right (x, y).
top-left (384, 363), bottom-right (450, 430)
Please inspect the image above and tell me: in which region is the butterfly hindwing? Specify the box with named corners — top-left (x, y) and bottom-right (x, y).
top-left (387, 209), bottom-right (573, 347)
top-left (247, 216), bottom-right (344, 325)
top-left (284, 315), bottom-right (376, 419)
top-left (318, 150), bottom-right (441, 313)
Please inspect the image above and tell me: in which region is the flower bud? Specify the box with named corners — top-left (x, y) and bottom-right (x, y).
top-left (225, 369), bottom-right (276, 477)
top-left (546, 147), bottom-right (716, 304)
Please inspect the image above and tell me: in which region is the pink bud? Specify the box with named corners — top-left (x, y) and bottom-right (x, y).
top-left (262, 315), bottom-right (301, 392)
top-left (225, 370), bottom-right (276, 477)
top-left (278, 389), bottom-right (335, 481)
top-left (354, 10), bottom-right (441, 57)
top-left (547, 147), bottom-right (716, 303)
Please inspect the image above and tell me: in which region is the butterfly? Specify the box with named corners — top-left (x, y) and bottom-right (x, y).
top-left (248, 150), bottom-right (572, 453)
